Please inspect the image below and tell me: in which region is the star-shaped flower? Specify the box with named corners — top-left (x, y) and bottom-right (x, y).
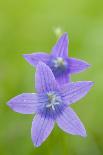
top-left (23, 33), bottom-right (90, 84)
top-left (7, 62), bottom-right (93, 147)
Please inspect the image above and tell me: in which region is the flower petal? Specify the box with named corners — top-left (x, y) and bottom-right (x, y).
top-left (56, 107), bottom-right (86, 137)
top-left (56, 73), bottom-right (71, 84)
top-left (7, 93), bottom-right (40, 114)
top-left (35, 62), bottom-right (58, 93)
top-left (52, 32), bottom-right (69, 57)
top-left (69, 58), bottom-right (90, 74)
top-left (60, 81), bottom-right (94, 105)
top-left (23, 53), bottom-right (50, 66)
top-left (31, 113), bottom-right (54, 147)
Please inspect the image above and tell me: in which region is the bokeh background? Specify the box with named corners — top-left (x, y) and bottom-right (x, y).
top-left (0, 0), bottom-right (103, 155)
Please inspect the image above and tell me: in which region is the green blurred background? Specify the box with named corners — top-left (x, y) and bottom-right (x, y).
top-left (0, 0), bottom-right (103, 154)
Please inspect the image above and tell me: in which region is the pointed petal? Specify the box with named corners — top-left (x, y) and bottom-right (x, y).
top-left (23, 53), bottom-right (50, 66)
top-left (31, 114), bottom-right (54, 147)
top-left (52, 32), bottom-right (69, 57)
top-left (69, 58), bottom-right (91, 74)
top-left (35, 62), bottom-right (58, 93)
top-left (7, 93), bottom-right (40, 114)
top-left (57, 107), bottom-right (86, 137)
top-left (60, 81), bottom-right (94, 105)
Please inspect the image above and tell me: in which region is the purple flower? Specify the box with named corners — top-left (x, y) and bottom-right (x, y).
top-left (23, 33), bottom-right (90, 84)
top-left (7, 62), bottom-right (93, 147)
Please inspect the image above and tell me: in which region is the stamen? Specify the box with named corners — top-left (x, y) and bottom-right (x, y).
top-left (53, 57), bottom-right (67, 68)
top-left (46, 92), bottom-right (61, 110)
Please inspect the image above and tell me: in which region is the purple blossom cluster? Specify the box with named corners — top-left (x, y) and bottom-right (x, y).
top-left (7, 33), bottom-right (94, 147)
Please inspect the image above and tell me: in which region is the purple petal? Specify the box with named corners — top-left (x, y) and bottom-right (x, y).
top-left (23, 53), bottom-right (50, 66)
top-left (31, 114), bottom-right (54, 147)
top-left (60, 81), bottom-right (94, 105)
top-left (52, 32), bottom-right (69, 57)
top-left (69, 58), bottom-right (90, 74)
top-left (35, 62), bottom-right (58, 93)
top-left (56, 73), bottom-right (71, 84)
top-left (56, 107), bottom-right (86, 137)
top-left (7, 93), bottom-right (40, 114)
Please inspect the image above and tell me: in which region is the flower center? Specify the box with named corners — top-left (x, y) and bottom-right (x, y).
top-left (53, 57), bottom-right (67, 68)
top-left (46, 92), bottom-right (62, 110)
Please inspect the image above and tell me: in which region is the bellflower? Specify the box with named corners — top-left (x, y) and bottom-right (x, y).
top-left (23, 33), bottom-right (90, 84)
top-left (7, 62), bottom-right (93, 147)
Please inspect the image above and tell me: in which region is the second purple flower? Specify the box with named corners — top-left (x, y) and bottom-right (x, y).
top-left (23, 33), bottom-right (90, 84)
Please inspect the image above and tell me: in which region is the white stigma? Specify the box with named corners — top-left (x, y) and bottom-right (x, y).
top-left (46, 92), bottom-right (61, 110)
top-left (53, 57), bottom-right (67, 68)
